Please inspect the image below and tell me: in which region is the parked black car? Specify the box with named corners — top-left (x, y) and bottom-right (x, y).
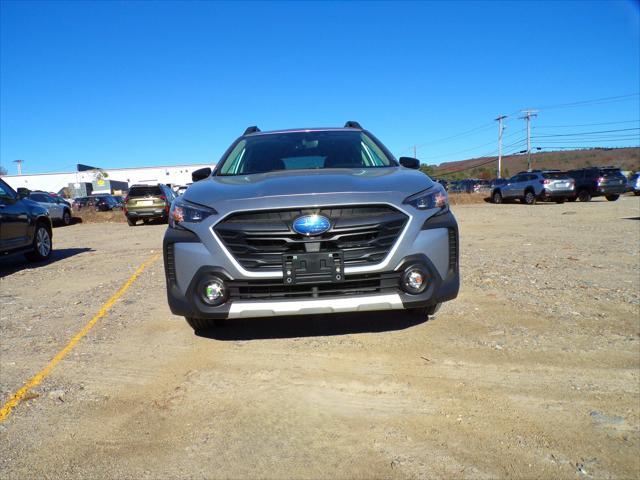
top-left (94, 195), bottom-right (123, 211)
top-left (567, 167), bottom-right (628, 202)
top-left (0, 178), bottom-right (53, 261)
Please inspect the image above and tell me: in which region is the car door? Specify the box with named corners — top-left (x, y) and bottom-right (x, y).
top-left (510, 174), bottom-right (528, 198)
top-left (47, 195), bottom-right (63, 219)
top-left (0, 180), bottom-right (31, 250)
top-left (502, 175), bottom-right (520, 198)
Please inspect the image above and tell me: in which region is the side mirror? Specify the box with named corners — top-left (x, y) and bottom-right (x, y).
top-left (17, 187), bottom-right (30, 199)
top-left (192, 167), bottom-right (212, 182)
top-left (399, 157), bottom-right (420, 169)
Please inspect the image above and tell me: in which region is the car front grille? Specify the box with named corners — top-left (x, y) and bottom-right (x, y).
top-left (227, 272), bottom-right (402, 300)
top-left (214, 205), bottom-right (408, 271)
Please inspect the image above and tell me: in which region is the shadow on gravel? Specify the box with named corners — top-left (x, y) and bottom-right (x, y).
top-left (0, 247), bottom-right (93, 278)
top-left (196, 310), bottom-right (429, 341)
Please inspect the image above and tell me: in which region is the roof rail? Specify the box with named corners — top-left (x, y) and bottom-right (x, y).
top-left (243, 126), bottom-right (261, 135)
top-left (344, 121), bottom-right (363, 129)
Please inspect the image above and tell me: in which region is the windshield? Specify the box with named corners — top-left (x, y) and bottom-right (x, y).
top-left (542, 172), bottom-right (570, 179)
top-left (128, 186), bottom-right (162, 197)
top-left (217, 131), bottom-right (397, 176)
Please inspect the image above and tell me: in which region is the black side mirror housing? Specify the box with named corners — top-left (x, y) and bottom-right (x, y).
top-left (192, 167), bottom-right (212, 182)
top-left (17, 187), bottom-right (30, 199)
top-left (399, 157), bottom-right (420, 169)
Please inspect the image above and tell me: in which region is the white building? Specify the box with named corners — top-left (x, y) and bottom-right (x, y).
top-left (1, 163), bottom-right (213, 195)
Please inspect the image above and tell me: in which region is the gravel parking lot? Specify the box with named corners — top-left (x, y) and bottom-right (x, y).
top-left (1, 196), bottom-right (639, 479)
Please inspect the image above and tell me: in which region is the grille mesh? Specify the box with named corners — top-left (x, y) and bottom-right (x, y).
top-left (215, 205), bottom-right (408, 271)
top-left (448, 227), bottom-right (458, 273)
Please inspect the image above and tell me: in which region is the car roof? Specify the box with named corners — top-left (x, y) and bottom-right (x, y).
top-left (243, 127), bottom-right (362, 137)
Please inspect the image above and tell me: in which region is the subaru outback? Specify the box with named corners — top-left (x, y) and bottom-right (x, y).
top-left (163, 123), bottom-right (460, 331)
top-left (491, 171), bottom-right (575, 205)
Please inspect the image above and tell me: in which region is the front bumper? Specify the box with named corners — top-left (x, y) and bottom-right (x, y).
top-left (163, 206), bottom-right (460, 320)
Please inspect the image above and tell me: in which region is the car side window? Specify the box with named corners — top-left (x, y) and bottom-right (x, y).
top-left (0, 180), bottom-right (17, 202)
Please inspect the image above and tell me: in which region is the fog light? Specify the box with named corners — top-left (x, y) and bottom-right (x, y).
top-left (401, 266), bottom-right (428, 294)
top-left (202, 278), bottom-right (226, 305)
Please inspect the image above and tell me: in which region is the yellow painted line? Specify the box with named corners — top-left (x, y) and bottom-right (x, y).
top-left (0, 253), bottom-right (161, 422)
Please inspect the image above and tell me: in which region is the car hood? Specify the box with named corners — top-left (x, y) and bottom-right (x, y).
top-left (184, 167), bottom-right (433, 208)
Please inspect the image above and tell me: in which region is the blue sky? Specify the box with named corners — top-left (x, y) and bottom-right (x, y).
top-left (1, 0), bottom-right (638, 174)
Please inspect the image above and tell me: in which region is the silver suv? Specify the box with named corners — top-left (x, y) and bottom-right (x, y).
top-left (491, 171), bottom-right (575, 205)
top-left (163, 123), bottom-right (460, 331)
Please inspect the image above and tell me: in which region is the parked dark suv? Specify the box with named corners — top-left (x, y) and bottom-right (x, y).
top-left (124, 184), bottom-right (175, 226)
top-left (0, 179), bottom-right (53, 261)
top-left (567, 167), bottom-right (628, 202)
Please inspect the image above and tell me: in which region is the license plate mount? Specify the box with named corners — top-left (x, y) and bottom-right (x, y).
top-left (283, 252), bottom-right (344, 285)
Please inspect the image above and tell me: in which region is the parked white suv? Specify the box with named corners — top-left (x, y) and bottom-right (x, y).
top-left (27, 191), bottom-right (72, 226)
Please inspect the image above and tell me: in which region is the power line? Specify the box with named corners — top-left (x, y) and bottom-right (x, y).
top-left (535, 119), bottom-right (639, 128)
top-left (433, 139), bottom-right (527, 176)
top-left (531, 137), bottom-right (639, 144)
top-left (399, 121), bottom-right (496, 154)
top-left (426, 129), bottom-right (526, 161)
top-left (532, 127), bottom-right (640, 138)
top-left (534, 93), bottom-right (640, 111)
top-left (536, 145), bottom-right (639, 150)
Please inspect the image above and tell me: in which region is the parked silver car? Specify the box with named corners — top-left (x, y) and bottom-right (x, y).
top-left (26, 191), bottom-right (72, 225)
top-left (163, 123), bottom-right (460, 332)
top-left (627, 172), bottom-right (640, 196)
top-left (491, 171), bottom-right (575, 205)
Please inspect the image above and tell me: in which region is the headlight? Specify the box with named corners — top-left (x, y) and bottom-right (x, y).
top-left (403, 183), bottom-right (448, 214)
top-left (169, 198), bottom-right (217, 229)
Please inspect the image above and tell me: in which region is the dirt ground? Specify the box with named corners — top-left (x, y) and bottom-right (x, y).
top-left (1, 196), bottom-right (639, 479)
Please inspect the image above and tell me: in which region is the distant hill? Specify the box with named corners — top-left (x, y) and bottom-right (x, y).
top-left (429, 147), bottom-right (640, 180)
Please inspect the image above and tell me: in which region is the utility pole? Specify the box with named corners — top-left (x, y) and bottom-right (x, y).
top-left (13, 159), bottom-right (23, 175)
top-left (413, 145), bottom-right (417, 159)
top-left (495, 115), bottom-right (507, 178)
top-left (519, 110), bottom-right (538, 171)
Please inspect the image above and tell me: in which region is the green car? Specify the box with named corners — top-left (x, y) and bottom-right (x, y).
top-left (0, 178), bottom-right (53, 261)
top-left (124, 184), bottom-right (175, 226)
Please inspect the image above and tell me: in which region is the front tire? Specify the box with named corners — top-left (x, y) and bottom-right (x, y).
top-left (605, 194), bottom-right (619, 201)
top-left (127, 217), bottom-right (137, 226)
top-left (25, 222), bottom-right (52, 262)
top-left (555, 199), bottom-right (565, 204)
top-left (492, 190), bottom-right (503, 204)
top-left (524, 190), bottom-right (536, 205)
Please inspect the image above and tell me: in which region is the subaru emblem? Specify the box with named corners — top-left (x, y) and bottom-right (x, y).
top-left (292, 214), bottom-right (331, 236)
